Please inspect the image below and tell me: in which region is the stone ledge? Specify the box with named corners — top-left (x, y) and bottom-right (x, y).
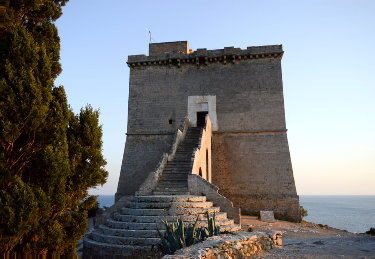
top-left (162, 231), bottom-right (282, 259)
top-left (127, 45), bottom-right (283, 68)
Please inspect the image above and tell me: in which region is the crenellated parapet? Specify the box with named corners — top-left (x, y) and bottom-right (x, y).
top-left (127, 43), bottom-right (283, 68)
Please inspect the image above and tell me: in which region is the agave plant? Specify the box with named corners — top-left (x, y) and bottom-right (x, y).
top-left (157, 217), bottom-right (199, 254)
top-left (205, 211), bottom-right (220, 237)
top-left (158, 212), bottom-right (221, 255)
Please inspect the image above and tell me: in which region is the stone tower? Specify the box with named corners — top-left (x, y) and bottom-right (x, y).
top-left (116, 41), bottom-right (300, 222)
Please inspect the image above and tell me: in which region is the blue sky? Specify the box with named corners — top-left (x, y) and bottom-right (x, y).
top-left (55, 0), bottom-right (375, 195)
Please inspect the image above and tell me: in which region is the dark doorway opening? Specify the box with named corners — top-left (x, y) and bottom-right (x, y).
top-left (197, 111), bottom-right (208, 127)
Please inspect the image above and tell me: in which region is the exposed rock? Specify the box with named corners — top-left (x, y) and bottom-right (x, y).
top-left (162, 231), bottom-right (281, 259)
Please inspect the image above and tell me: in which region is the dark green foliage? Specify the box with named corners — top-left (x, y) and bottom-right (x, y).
top-left (0, 0), bottom-right (108, 255)
top-left (318, 223), bottom-right (329, 229)
top-left (300, 206), bottom-right (308, 219)
top-left (365, 228), bottom-right (375, 235)
top-left (247, 227), bottom-right (254, 232)
top-left (86, 196), bottom-right (99, 218)
top-left (157, 213), bottom-right (220, 255)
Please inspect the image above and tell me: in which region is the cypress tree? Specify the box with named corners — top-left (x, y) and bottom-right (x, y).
top-left (0, 0), bottom-right (108, 255)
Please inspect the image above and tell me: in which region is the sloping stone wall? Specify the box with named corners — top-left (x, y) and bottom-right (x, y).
top-left (191, 116), bottom-right (212, 182)
top-left (188, 174), bottom-right (241, 225)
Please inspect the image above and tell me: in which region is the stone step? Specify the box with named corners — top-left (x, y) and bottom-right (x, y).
top-left (114, 207), bottom-right (223, 221)
top-left (158, 179), bottom-right (187, 183)
top-left (167, 207), bottom-right (220, 215)
top-left (166, 162), bottom-right (192, 165)
top-left (98, 225), bottom-right (164, 238)
top-left (153, 191), bottom-right (190, 195)
top-left (164, 165), bottom-right (192, 169)
top-left (168, 156), bottom-right (192, 159)
top-left (106, 217), bottom-right (235, 229)
top-left (160, 173), bottom-right (189, 177)
top-left (176, 147), bottom-right (197, 151)
top-left (156, 184), bottom-right (187, 189)
top-left (159, 174), bottom-right (188, 179)
top-left (162, 169), bottom-right (190, 172)
top-left (162, 172), bottom-right (190, 176)
top-left (163, 168), bottom-right (191, 172)
top-left (90, 232), bottom-right (160, 246)
top-left (126, 201), bottom-right (213, 209)
top-left (153, 188), bottom-right (189, 193)
top-left (157, 179), bottom-right (187, 183)
top-left (162, 169), bottom-right (190, 173)
top-left (163, 167), bottom-right (191, 171)
top-left (170, 159), bottom-right (192, 162)
top-left (133, 195), bottom-right (206, 203)
top-left (157, 182), bottom-right (187, 186)
top-left (105, 219), bottom-right (162, 230)
top-left (168, 159), bottom-right (192, 163)
top-left (114, 212), bottom-right (227, 223)
top-left (179, 145), bottom-right (197, 148)
top-left (121, 208), bottom-right (166, 216)
top-left (167, 160), bottom-right (193, 166)
top-left (160, 172), bottom-right (188, 175)
top-left (83, 237), bottom-right (152, 256)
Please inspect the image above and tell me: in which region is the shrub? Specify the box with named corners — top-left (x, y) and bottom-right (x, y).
top-left (300, 206), bottom-right (308, 218)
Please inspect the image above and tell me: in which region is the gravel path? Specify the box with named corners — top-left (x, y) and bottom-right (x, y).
top-left (241, 216), bottom-right (375, 258)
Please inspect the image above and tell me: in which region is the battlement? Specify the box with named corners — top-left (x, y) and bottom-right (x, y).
top-left (149, 41), bottom-right (192, 55)
top-left (128, 42), bottom-right (283, 67)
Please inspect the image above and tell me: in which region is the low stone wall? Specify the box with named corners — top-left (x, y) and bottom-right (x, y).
top-left (162, 231), bottom-right (282, 259)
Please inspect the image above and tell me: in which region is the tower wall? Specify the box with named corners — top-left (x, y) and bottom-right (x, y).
top-left (117, 42), bottom-right (301, 221)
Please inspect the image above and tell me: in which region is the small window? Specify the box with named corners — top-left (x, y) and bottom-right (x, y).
top-left (169, 119), bottom-right (173, 124)
top-left (199, 168), bottom-right (202, 177)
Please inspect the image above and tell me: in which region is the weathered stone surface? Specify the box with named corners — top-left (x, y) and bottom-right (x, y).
top-left (260, 211), bottom-right (275, 223)
top-left (162, 231), bottom-right (282, 259)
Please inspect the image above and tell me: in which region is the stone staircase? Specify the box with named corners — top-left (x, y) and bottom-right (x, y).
top-left (153, 127), bottom-right (202, 195)
top-left (83, 126), bottom-right (241, 257)
top-left (84, 195), bottom-right (240, 257)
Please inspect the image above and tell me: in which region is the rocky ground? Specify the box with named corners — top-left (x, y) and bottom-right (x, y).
top-left (241, 216), bottom-right (375, 259)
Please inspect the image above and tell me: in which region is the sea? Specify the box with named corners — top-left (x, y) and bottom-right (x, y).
top-left (96, 195), bottom-right (375, 234)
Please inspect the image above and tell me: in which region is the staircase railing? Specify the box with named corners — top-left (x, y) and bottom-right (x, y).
top-left (188, 115), bottom-right (241, 224)
top-left (136, 117), bottom-right (192, 195)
